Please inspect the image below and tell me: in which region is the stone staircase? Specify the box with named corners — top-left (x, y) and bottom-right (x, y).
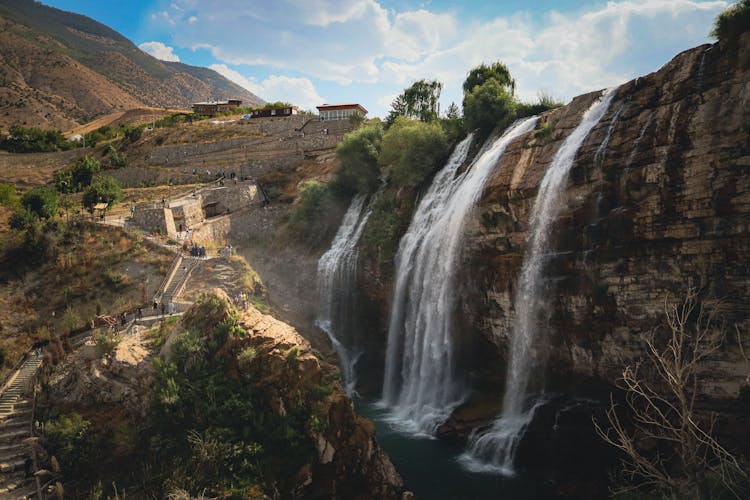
top-left (158, 256), bottom-right (200, 306)
top-left (0, 355), bottom-right (43, 498)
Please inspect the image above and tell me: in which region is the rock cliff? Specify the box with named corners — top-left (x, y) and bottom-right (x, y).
top-left (435, 33), bottom-right (750, 459)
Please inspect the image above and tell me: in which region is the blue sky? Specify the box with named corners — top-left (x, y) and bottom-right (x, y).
top-left (41, 0), bottom-right (727, 118)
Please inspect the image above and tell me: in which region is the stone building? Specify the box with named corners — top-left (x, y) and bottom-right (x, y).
top-left (192, 99), bottom-right (243, 116)
top-left (317, 103), bottom-right (367, 121)
top-left (131, 182), bottom-right (257, 237)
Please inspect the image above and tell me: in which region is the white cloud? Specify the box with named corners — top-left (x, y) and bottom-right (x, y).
top-left (149, 0), bottom-right (728, 116)
top-left (210, 64), bottom-right (326, 109)
top-left (138, 41), bottom-right (181, 62)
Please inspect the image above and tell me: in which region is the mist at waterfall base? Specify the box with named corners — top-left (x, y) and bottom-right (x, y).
top-left (462, 88), bottom-right (618, 475)
top-left (381, 117), bottom-right (539, 436)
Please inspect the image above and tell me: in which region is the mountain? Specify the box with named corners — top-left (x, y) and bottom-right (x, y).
top-left (0, 0), bottom-right (264, 132)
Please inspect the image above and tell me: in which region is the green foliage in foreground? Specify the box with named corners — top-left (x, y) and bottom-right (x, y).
top-left (46, 412), bottom-right (103, 481)
top-left (379, 118), bottom-right (448, 187)
top-left (147, 295), bottom-right (316, 497)
top-left (711, 0), bottom-right (750, 46)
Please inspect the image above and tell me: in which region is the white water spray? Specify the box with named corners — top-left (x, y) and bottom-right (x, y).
top-left (316, 194), bottom-right (373, 396)
top-left (463, 89), bottom-right (617, 475)
top-left (382, 118), bottom-right (538, 435)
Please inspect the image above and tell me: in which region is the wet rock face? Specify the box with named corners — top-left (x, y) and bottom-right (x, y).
top-left (463, 36), bottom-right (750, 405)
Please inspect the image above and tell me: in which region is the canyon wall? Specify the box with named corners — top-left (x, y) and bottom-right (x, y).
top-left (457, 35), bottom-right (750, 418)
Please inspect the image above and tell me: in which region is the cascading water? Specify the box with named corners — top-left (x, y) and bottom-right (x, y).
top-left (382, 117), bottom-right (538, 436)
top-left (316, 194), bottom-right (373, 396)
top-left (462, 88), bottom-right (617, 475)
top-left (626, 111), bottom-right (653, 168)
top-left (594, 101), bottom-right (625, 164)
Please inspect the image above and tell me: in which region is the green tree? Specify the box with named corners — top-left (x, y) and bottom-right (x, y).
top-left (462, 61), bottom-right (515, 95)
top-left (70, 156), bottom-right (101, 191)
top-left (0, 183), bottom-right (19, 207)
top-left (82, 175), bottom-right (121, 209)
top-left (54, 168), bottom-right (73, 193)
top-left (441, 102), bottom-right (465, 144)
top-left (8, 207), bottom-right (38, 231)
top-left (386, 79), bottom-right (443, 126)
top-left (711, 0), bottom-right (750, 46)
top-left (332, 123), bottom-right (383, 196)
top-left (21, 187), bottom-right (58, 219)
top-left (463, 78), bottom-right (517, 135)
top-left (379, 118), bottom-right (447, 187)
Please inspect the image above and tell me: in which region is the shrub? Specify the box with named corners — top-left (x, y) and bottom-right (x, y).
top-left (94, 329), bottom-right (121, 355)
top-left (379, 118), bottom-right (447, 187)
top-left (46, 412), bottom-right (102, 480)
top-left (8, 207), bottom-right (38, 230)
top-left (331, 123), bottom-right (383, 196)
top-left (285, 345), bottom-right (300, 361)
top-left (711, 0), bottom-right (750, 46)
top-left (0, 183), bottom-right (19, 207)
top-left (516, 92), bottom-right (565, 119)
top-left (360, 190), bottom-right (411, 273)
top-left (21, 187), bottom-right (58, 219)
top-left (288, 180), bottom-right (336, 244)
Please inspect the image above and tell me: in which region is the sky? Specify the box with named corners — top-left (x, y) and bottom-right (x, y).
top-left (41, 0), bottom-right (728, 118)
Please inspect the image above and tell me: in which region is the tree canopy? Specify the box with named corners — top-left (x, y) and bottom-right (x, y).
top-left (332, 123), bottom-right (384, 195)
top-left (82, 175), bottom-right (121, 209)
top-left (386, 79), bottom-right (443, 126)
top-left (462, 62), bottom-right (515, 95)
top-left (379, 118), bottom-right (447, 187)
top-left (711, 0), bottom-right (750, 46)
top-left (462, 78), bottom-right (516, 135)
top-left (21, 187), bottom-right (58, 219)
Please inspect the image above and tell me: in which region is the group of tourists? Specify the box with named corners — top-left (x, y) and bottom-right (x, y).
top-left (186, 243), bottom-right (207, 258)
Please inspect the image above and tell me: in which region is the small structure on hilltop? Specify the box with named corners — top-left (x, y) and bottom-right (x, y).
top-left (317, 103), bottom-right (367, 121)
top-left (244, 105), bottom-right (299, 119)
top-left (192, 99), bottom-right (243, 116)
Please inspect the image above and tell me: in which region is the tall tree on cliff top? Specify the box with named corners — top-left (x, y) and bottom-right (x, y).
top-left (386, 79), bottom-right (443, 127)
top-left (462, 61), bottom-right (517, 135)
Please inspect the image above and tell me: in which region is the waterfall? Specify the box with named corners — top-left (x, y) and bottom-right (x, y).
top-left (594, 101), bottom-right (625, 164)
top-left (462, 89), bottom-right (617, 475)
top-left (316, 194), bottom-right (373, 396)
top-left (382, 117), bottom-right (538, 436)
top-left (626, 112), bottom-right (653, 168)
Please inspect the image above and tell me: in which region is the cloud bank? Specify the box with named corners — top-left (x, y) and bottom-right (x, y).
top-left (139, 41), bottom-right (181, 62)
top-left (148, 0), bottom-right (727, 114)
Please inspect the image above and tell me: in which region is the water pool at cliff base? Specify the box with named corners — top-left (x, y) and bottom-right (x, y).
top-left (357, 401), bottom-right (560, 500)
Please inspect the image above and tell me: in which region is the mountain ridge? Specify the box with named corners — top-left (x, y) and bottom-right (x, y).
top-left (0, 0), bottom-right (264, 132)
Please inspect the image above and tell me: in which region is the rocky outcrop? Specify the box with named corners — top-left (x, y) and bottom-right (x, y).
top-left (45, 290), bottom-right (408, 498)
top-left (214, 290), bottom-right (408, 499)
top-left (47, 330), bottom-right (155, 418)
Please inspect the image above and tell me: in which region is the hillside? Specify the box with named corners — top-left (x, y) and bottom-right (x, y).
top-left (0, 0), bottom-right (264, 132)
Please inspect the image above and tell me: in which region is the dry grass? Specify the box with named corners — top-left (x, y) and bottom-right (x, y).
top-left (0, 222), bottom-right (172, 377)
